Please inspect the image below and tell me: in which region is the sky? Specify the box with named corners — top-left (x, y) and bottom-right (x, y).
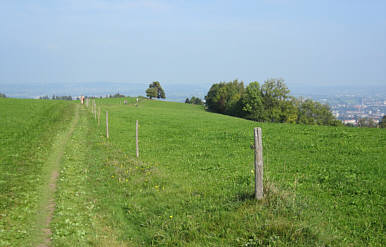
top-left (0, 0), bottom-right (385, 93)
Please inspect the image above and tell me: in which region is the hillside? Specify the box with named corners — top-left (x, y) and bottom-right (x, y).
top-left (88, 98), bottom-right (385, 246)
top-left (0, 97), bottom-right (384, 246)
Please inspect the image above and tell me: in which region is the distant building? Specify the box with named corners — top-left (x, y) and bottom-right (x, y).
top-left (343, 119), bottom-right (357, 125)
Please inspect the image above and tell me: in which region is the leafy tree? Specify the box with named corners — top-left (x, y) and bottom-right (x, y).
top-left (261, 78), bottom-right (290, 122)
top-left (281, 96), bottom-right (298, 123)
top-left (186, 96), bottom-right (203, 105)
top-left (242, 81), bottom-right (264, 121)
top-left (205, 79), bottom-right (244, 116)
top-left (146, 88), bottom-right (157, 99)
top-left (0, 93), bottom-right (6, 98)
top-left (50, 95), bottom-right (72, 100)
top-left (205, 83), bottom-right (224, 113)
top-left (205, 78), bottom-right (340, 127)
top-left (112, 93), bottom-right (125, 98)
top-left (192, 97), bottom-right (203, 105)
top-left (379, 116), bottom-right (386, 128)
top-left (186, 97), bottom-right (204, 105)
top-left (297, 99), bottom-right (340, 126)
top-left (358, 117), bottom-right (377, 128)
top-left (146, 81), bottom-right (166, 99)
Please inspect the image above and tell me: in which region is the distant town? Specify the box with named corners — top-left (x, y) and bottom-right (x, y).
top-left (305, 94), bottom-right (386, 126)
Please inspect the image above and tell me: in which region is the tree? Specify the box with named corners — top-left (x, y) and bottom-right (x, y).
top-left (112, 93), bottom-right (125, 98)
top-left (242, 81), bottom-right (264, 121)
top-left (191, 97), bottom-right (203, 105)
top-left (297, 99), bottom-right (340, 126)
top-left (0, 93), bottom-right (6, 98)
top-left (146, 81), bottom-right (165, 99)
top-left (186, 96), bottom-right (203, 105)
top-left (281, 96), bottom-right (298, 123)
top-left (205, 79), bottom-right (244, 116)
top-left (379, 116), bottom-right (386, 128)
top-left (146, 88), bottom-right (157, 99)
top-left (204, 77), bottom-right (340, 126)
top-left (358, 117), bottom-right (377, 128)
top-left (261, 78), bottom-right (290, 122)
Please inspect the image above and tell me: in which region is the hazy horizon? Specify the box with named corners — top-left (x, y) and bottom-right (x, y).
top-left (1, 80), bottom-right (385, 102)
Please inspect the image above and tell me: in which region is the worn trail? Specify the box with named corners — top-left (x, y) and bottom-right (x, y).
top-left (34, 104), bottom-right (80, 247)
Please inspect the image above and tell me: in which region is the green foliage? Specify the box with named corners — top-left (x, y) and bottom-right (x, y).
top-left (379, 116), bottom-right (386, 128)
top-left (185, 96), bottom-right (203, 105)
top-left (205, 79), bottom-right (244, 116)
top-left (146, 81), bottom-right (166, 99)
top-left (50, 95), bottom-right (73, 100)
top-left (146, 88), bottom-right (157, 99)
top-left (242, 81), bottom-right (264, 121)
top-left (297, 99), bottom-right (341, 126)
top-left (260, 78), bottom-right (291, 122)
top-left (206, 78), bottom-right (340, 126)
top-left (0, 93), bottom-right (6, 98)
top-left (112, 93), bottom-right (125, 98)
top-left (358, 117), bottom-right (377, 128)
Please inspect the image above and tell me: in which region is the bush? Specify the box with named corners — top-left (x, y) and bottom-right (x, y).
top-left (185, 96), bottom-right (203, 105)
top-left (205, 78), bottom-right (341, 126)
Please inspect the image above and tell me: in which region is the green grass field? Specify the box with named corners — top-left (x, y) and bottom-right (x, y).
top-left (0, 97), bottom-right (385, 246)
top-left (0, 98), bottom-right (75, 246)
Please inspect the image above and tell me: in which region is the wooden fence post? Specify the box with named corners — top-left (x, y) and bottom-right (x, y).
top-left (98, 107), bottom-right (101, 126)
top-left (106, 111), bottom-right (109, 138)
top-left (136, 120), bottom-right (139, 158)
top-left (254, 127), bottom-right (264, 200)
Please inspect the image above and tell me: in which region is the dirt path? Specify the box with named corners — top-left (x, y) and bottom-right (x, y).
top-left (35, 104), bottom-right (80, 247)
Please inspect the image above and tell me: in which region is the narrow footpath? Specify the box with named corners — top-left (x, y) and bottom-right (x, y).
top-left (34, 104), bottom-right (80, 247)
top-left (33, 104), bottom-right (124, 247)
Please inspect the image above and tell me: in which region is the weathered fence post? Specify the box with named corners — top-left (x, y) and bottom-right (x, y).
top-left (98, 107), bottom-right (101, 126)
top-left (94, 103), bottom-right (97, 120)
top-left (136, 120), bottom-right (139, 158)
top-left (254, 127), bottom-right (264, 200)
top-left (106, 111), bottom-right (109, 138)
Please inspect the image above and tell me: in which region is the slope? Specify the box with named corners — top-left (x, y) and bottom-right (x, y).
top-left (77, 98), bottom-right (385, 246)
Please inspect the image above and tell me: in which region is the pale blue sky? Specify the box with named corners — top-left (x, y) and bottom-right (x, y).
top-left (0, 0), bottom-right (385, 89)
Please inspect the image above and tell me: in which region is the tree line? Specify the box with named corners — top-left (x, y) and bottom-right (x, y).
top-left (39, 95), bottom-right (73, 100)
top-left (185, 96), bottom-right (203, 105)
top-left (205, 79), bottom-right (342, 126)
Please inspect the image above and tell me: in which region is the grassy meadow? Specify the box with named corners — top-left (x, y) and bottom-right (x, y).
top-left (0, 97), bottom-right (384, 246)
top-left (0, 98), bottom-right (75, 246)
top-left (73, 97), bottom-right (384, 246)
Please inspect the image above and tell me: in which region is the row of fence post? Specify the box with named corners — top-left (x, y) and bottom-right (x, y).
top-left (84, 98), bottom-right (263, 200)
top-left (85, 98), bottom-right (140, 159)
